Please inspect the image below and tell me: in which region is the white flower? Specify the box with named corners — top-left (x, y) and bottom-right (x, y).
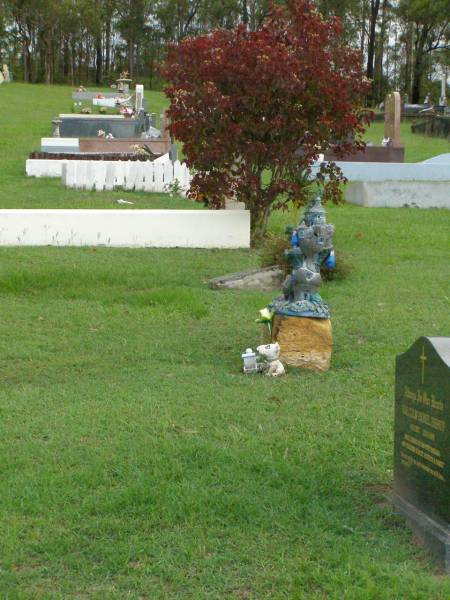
top-left (258, 308), bottom-right (273, 322)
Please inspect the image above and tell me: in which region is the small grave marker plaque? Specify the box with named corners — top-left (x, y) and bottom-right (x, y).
top-left (392, 336), bottom-right (449, 572)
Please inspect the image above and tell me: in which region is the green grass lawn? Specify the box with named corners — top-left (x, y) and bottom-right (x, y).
top-left (0, 83), bottom-right (195, 210)
top-left (0, 83), bottom-right (449, 598)
top-left (0, 83), bottom-right (449, 210)
top-left (0, 206), bottom-right (449, 599)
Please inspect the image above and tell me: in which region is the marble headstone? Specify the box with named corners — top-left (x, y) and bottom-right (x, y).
top-left (135, 84), bottom-right (144, 112)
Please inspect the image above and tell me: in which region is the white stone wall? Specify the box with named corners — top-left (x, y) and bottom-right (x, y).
top-left (345, 181), bottom-right (450, 208)
top-left (0, 209), bottom-right (250, 248)
top-left (312, 161), bottom-right (450, 181)
top-left (26, 159), bottom-right (67, 177)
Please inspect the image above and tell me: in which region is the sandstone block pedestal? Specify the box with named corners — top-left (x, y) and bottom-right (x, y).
top-left (272, 315), bottom-right (332, 372)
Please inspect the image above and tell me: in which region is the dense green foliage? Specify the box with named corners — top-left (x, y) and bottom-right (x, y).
top-left (0, 0), bottom-right (448, 103)
top-left (164, 0), bottom-right (372, 242)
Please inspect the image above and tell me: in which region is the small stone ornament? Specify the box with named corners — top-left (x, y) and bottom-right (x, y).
top-left (241, 348), bottom-right (258, 374)
top-left (51, 119), bottom-right (61, 138)
top-left (256, 343), bottom-right (286, 377)
top-left (269, 193), bottom-right (334, 319)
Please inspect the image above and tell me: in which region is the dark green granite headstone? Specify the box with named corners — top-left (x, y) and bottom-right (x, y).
top-left (392, 336), bottom-right (449, 573)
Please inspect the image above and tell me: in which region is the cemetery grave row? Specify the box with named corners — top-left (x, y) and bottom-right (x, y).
top-left (17, 77), bottom-right (250, 248)
top-left (28, 78), bottom-right (192, 196)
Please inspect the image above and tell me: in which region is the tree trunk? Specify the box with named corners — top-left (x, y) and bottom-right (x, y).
top-left (250, 204), bottom-right (271, 247)
top-left (359, 2), bottom-right (366, 62)
top-left (411, 24), bottom-right (430, 104)
top-left (242, 0), bottom-right (249, 25)
top-left (63, 37), bottom-right (70, 82)
top-left (373, 0), bottom-right (388, 103)
top-left (366, 0), bottom-right (381, 85)
top-left (105, 20), bottom-right (111, 79)
top-left (403, 23), bottom-right (413, 97)
top-left (96, 38), bottom-right (103, 85)
top-left (23, 40), bottom-right (30, 82)
top-left (70, 39), bottom-right (76, 86)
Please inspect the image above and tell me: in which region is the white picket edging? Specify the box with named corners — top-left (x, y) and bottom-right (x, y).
top-left (26, 158), bottom-right (192, 193)
top-left (0, 209), bottom-right (250, 248)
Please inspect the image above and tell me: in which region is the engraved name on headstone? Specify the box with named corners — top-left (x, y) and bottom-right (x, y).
top-left (392, 336), bottom-right (449, 573)
top-left (384, 91), bottom-right (402, 147)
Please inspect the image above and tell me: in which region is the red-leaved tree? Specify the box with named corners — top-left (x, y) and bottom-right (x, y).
top-left (163, 0), bottom-right (372, 244)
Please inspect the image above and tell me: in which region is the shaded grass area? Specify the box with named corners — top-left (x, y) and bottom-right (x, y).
top-left (0, 204), bottom-right (449, 598)
top-left (0, 83), bottom-right (195, 210)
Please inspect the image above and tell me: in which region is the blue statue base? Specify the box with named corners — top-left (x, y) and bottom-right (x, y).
top-left (269, 296), bottom-right (330, 319)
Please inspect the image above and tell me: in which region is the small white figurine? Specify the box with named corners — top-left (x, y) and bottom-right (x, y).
top-left (256, 343), bottom-right (285, 377)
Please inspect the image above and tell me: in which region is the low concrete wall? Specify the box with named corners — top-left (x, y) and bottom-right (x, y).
top-left (345, 181), bottom-right (450, 208)
top-left (0, 209), bottom-right (250, 248)
top-left (312, 161), bottom-right (450, 181)
top-left (26, 159), bottom-right (65, 177)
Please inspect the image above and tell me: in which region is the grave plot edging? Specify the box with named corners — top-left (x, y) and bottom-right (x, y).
top-left (0, 209), bottom-right (250, 249)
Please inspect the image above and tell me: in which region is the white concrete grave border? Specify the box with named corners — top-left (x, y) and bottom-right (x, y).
top-left (26, 156), bottom-right (190, 193)
top-left (311, 160), bottom-right (450, 181)
top-left (0, 209), bottom-right (250, 248)
top-left (311, 158), bottom-right (450, 209)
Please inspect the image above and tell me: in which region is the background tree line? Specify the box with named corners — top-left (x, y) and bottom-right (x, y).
top-left (0, 0), bottom-right (448, 104)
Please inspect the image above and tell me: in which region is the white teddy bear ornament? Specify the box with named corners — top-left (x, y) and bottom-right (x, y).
top-left (256, 343), bottom-right (286, 377)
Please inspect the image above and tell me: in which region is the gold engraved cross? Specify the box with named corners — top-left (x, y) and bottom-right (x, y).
top-left (420, 345), bottom-right (427, 385)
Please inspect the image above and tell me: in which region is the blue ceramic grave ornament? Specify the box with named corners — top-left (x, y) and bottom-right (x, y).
top-left (269, 194), bottom-right (335, 318)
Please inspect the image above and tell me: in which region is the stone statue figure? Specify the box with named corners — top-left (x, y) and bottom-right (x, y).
top-left (269, 194), bottom-right (334, 318)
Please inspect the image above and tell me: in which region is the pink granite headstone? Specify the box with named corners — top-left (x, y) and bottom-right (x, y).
top-left (384, 92), bottom-right (402, 147)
